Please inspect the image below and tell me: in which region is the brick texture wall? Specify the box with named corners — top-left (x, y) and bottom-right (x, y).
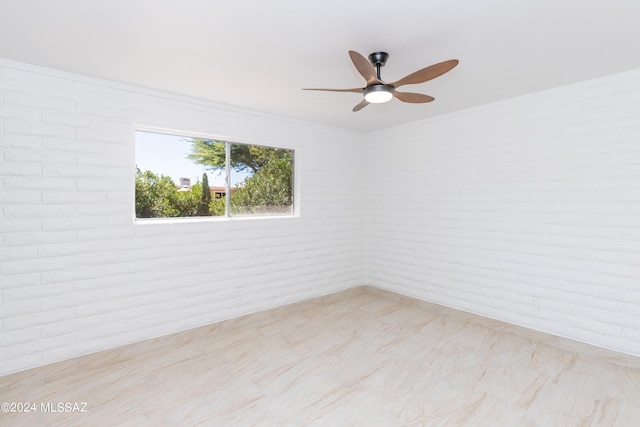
top-left (0, 59), bottom-right (366, 375)
top-left (366, 69), bottom-right (640, 357)
top-left (2, 58), bottom-right (640, 376)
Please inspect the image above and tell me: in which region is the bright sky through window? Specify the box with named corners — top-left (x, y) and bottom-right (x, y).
top-left (135, 131), bottom-right (225, 186)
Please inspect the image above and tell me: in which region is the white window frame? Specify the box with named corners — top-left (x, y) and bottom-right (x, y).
top-left (134, 127), bottom-right (296, 221)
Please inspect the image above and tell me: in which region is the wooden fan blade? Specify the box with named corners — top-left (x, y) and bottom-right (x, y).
top-left (349, 50), bottom-right (381, 86)
top-left (302, 87), bottom-right (363, 93)
top-left (352, 99), bottom-right (369, 112)
top-left (394, 91), bottom-right (435, 103)
top-left (390, 59), bottom-right (459, 88)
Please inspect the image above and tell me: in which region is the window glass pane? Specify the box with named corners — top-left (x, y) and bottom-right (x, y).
top-left (187, 137), bottom-right (227, 217)
top-left (135, 131), bottom-right (294, 219)
top-left (229, 144), bottom-right (294, 216)
top-left (134, 131), bottom-right (227, 218)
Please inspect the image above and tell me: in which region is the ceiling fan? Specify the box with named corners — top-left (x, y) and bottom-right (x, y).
top-left (303, 50), bottom-right (458, 112)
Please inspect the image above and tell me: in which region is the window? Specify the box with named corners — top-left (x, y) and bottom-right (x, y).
top-left (135, 130), bottom-right (294, 219)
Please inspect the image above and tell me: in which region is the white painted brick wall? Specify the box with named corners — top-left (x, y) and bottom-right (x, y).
top-left (3, 56), bottom-right (640, 376)
top-left (366, 68), bottom-right (640, 357)
top-left (0, 59), bottom-right (366, 375)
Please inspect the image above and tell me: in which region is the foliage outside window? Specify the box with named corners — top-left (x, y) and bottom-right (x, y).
top-left (135, 131), bottom-right (294, 219)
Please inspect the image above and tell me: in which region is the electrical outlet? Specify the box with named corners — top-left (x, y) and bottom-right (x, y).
top-left (529, 298), bottom-right (541, 311)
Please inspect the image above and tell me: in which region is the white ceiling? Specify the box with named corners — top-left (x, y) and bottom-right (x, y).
top-left (1, 0), bottom-right (639, 132)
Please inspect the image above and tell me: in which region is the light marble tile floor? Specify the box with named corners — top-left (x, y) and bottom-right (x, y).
top-left (1, 286), bottom-right (639, 426)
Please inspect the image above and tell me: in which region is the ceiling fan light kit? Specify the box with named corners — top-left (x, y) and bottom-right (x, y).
top-left (304, 50), bottom-right (458, 112)
top-left (363, 84), bottom-right (395, 103)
